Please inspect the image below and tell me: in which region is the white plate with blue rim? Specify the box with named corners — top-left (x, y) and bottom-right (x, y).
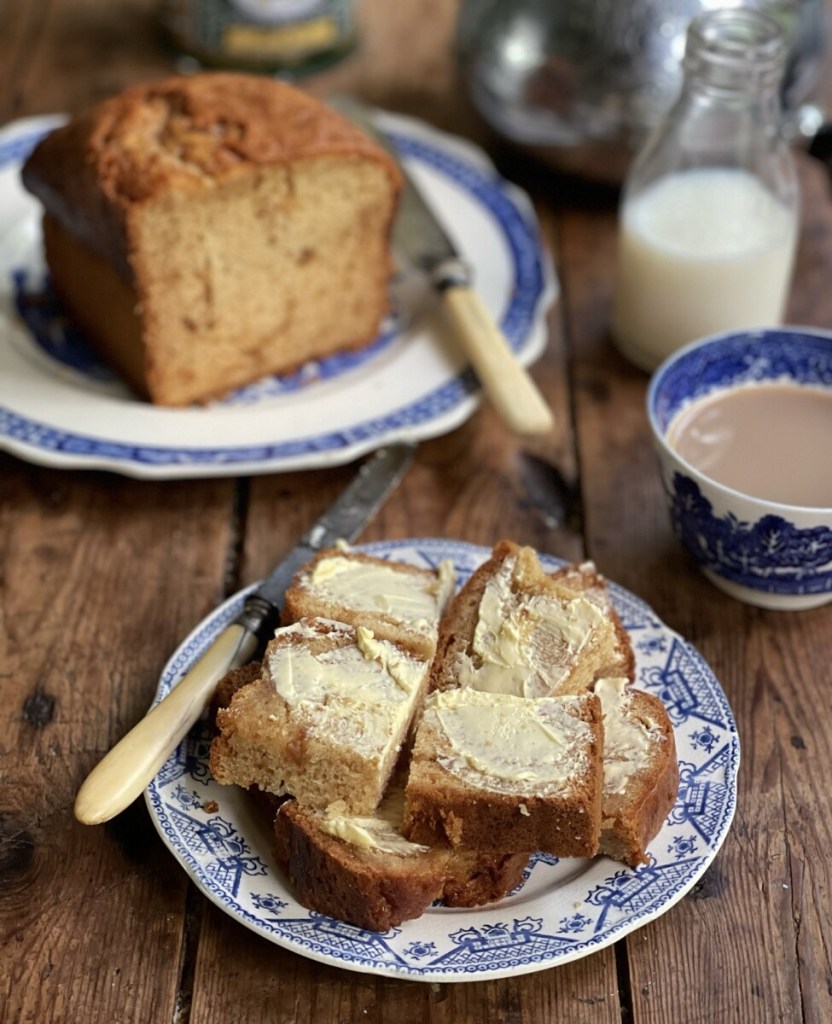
top-left (145, 538), bottom-right (740, 982)
top-left (0, 110), bottom-right (557, 479)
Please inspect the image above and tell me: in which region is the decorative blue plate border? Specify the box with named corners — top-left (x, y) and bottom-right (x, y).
top-left (0, 113), bottom-right (556, 478)
top-left (145, 539), bottom-right (740, 981)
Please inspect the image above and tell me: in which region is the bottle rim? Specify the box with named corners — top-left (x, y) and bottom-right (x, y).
top-left (684, 7), bottom-right (788, 80)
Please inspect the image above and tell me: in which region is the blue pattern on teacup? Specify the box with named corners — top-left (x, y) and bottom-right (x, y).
top-left (668, 472), bottom-right (832, 595)
top-left (650, 328), bottom-right (832, 433)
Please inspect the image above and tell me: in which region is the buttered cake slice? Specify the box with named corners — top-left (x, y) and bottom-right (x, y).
top-left (403, 689), bottom-right (604, 857)
top-left (431, 540), bottom-right (619, 698)
top-left (274, 775), bottom-right (530, 932)
top-left (595, 676), bottom-right (679, 866)
top-left (282, 549), bottom-right (456, 661)
top-left (210, 617), bottom-right (432, 815)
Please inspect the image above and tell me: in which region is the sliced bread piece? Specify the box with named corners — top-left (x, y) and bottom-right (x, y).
top-left (281, 548), bottom-right (456, 661)
top-left (595, 676), bottom-right (679, 867)
top-left (430, 540), bottom-right (619, 698)
top-left (550, 561), bottom-right (636, 682)
top-left (403, 688), bottom-right (604, 857)
top-left (273, 778), bottom-right (529, 931)
top-left (210, 617), bottom-right (432, 814)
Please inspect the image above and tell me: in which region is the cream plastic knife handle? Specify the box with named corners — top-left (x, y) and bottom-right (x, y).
top-left (74, 623), bottom-right (258, 826)
top-left (440, 279), bottom-right (555, 437)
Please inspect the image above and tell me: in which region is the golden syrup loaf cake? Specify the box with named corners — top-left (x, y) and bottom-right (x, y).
top-left (281, 548), bottom-right (456, 661)
top-left (402, 688), bottom-right (605, 857)
top-left (21, 73), bottom-right (403, 405)
top-left (429, 540), bottom-right (620, 699)
top-left (595, 677), bottom-right (679, 867)
top-left (273, 776), bottom-right (529, 931)
top-left (210, 617), bottom-right (432, 815)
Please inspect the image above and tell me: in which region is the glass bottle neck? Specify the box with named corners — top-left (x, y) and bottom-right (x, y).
top-left (682, 7), bottom-right (788, 97)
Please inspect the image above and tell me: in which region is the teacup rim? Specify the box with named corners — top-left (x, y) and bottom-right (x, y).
top-left (647, 325), bottom-right (832, 517)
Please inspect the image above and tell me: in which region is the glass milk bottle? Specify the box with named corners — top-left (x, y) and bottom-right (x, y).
top-left (611, 7), bottom-right (799, 372)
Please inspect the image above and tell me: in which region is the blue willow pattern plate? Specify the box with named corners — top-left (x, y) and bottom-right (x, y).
top-left (145, 539), bottom-right (740, 982)
top-left (0, 111), bottom-right (556, 479)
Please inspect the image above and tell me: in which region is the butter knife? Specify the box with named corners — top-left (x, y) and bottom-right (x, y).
top-left (74, 442), bottom-right (417, 825)
top-left (332, 95), bottom-right (555, 438)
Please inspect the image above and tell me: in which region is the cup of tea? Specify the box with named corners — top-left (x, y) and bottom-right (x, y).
top-left (647, 327), bottom-right (832, 610)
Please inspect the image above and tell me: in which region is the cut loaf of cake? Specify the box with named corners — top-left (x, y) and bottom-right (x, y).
top-left (430, 540), bottom-right (619, 699)
top-left (403, 688), bottom-right (604, 857)
top-left (210, 617), bottom-right (431, 815)
top-left (595, 677), bottom-right (679, 866)
top-left (281, 548), bottom-right (456, 661)
top-left (21, 73), bottom-right (402, 405)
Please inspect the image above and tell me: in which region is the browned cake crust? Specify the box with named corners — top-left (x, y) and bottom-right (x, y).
top-left (596, 683), bottom-right (679, 867)
top-left (274, 798), bottom-right (450, 931)
top-left (441, 850), bottom-right (529, 907)
top-left (403, 691), bottom-right (605, 857)
top-left (22, 73), bottom-right (402, 405)
top-left (273, 797), bottom-right (530, 931)
top-left (211, 660), bottom-right (263, 712)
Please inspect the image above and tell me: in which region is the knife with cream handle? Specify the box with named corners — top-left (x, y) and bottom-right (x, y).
top-left (332, 95), bottom-right (555, 438)
top-left (74, 442), bottom-right (417, 825)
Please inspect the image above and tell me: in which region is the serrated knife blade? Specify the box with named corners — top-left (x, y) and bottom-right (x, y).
top-left (74, 442), bottom-right (417, 825)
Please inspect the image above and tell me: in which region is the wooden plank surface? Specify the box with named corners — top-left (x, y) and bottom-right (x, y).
top-left (1, 1), bottom-right (831, 1022)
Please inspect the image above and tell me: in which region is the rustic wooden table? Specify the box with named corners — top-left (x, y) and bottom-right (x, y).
top-left (2, 2), bottom-right (831, 1022)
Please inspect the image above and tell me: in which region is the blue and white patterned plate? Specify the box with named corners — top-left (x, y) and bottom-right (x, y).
top-left (0, 111), bottom-right (556, 478)
top-left (145, 539), bottom-right (740, 981)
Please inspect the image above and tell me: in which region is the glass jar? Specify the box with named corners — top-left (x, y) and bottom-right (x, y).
top-left (161, 0), bottom-right (356, 75)
top-left (611, 7), bottom-right (800, 372)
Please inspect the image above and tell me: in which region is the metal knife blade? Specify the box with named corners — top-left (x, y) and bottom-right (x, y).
top-left (74, 441), bottom-right (416, 825)
top-left (239, 441), bottom-right (417, 636)
top-left (331, 95), bottom-right (555, 437)
top-left (331, 94), bottom-right (468, 288)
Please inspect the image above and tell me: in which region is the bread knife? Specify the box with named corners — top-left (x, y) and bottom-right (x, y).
top-left (74, 441), bottom-right (417, 826)
top-left (331, 95), bottom-right (555, 438)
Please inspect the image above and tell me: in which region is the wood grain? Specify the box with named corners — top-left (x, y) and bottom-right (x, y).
top-left (2, 0), bottom-right (832, 1021)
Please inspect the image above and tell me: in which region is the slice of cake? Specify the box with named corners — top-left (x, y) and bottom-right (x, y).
top-left (430, 540), bottom-right (619, 698)
top-left (281, 548), bottom-right (456, 661)
top-left (595, 677), bottom-right (679, 866)
top-left (550, 561), bottom-right (636, 682)
top-left (21, 73), bottom-right (402, 405)
top-left (403, 688), bottom-right (604, 857)
top-left (273, 777), bottom-right (529, 931)
top-left (210, 617), bottom-right (431, 815)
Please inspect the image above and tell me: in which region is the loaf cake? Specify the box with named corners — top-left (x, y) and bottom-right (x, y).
top-left (281, 548), bottom-right (456, 661)
top-left (274, 776), bottom-right (529, 931)
top-left (595, 676), bottom-right (679, 866)
top-left (21, 73), bottom-right (403, 405)
top-left (403, 688), bottom-right (605, 856)
top-left (429, 540), bottom-right (619, 699)
top-left (210, 617), bottom-right (432, 815)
